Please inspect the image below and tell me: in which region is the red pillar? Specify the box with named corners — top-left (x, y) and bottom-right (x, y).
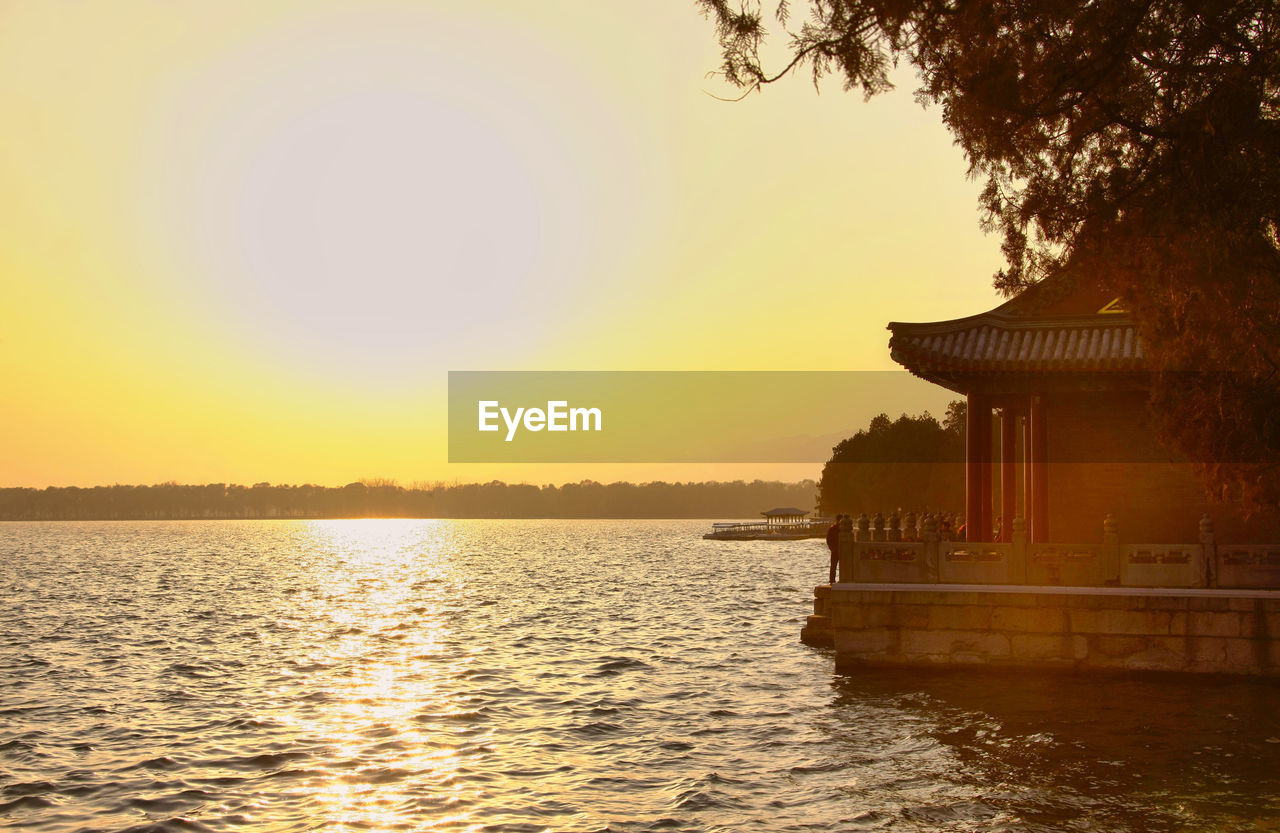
top-left (962, 394), bottom-right (983, 545)
top-left (1000, 409), bottom-right (1017, 543)
top-left (1029, 394), bottom-right (1049, 543)
top-left (1022, 410), bottom-right (1033, 536)
top-left (966, 393), bottom-right (993, 542)
top-left (980, 405), bottom-right (993, 543)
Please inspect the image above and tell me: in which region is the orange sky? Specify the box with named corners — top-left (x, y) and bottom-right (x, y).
top-left (0, 1), bottom-right (1004, 488)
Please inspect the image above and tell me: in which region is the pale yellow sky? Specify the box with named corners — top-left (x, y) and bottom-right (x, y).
top-left (0, 1), bottom-right (1003, 488)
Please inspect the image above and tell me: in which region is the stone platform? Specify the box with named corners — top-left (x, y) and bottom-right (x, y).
top-left (802, 582), bottom-right (1280, 676)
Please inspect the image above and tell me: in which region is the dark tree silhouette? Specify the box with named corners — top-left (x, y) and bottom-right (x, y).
top-left (699, 0), bottom-right (1280, 509)
top-left (818, 406), bottom-right (965, 515)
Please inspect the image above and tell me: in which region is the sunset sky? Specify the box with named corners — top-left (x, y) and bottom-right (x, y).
top-left (1, 1), bottom-right (1004, 488)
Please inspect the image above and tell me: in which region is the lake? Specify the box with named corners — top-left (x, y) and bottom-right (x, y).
top-left (2, 519), bottom-right (1279, 831)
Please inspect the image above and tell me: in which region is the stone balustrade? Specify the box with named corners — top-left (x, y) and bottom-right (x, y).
top-left (829, 512), bottom-right (1280, 590)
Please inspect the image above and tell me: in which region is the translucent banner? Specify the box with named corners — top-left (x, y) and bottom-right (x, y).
top-left (447, 371), bottom-right (951, 463)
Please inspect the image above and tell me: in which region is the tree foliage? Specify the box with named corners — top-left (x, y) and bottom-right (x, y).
top-left (699, 0), bottom-right (1280, 508)
top-left (818, 407), bottom-right (965, 513)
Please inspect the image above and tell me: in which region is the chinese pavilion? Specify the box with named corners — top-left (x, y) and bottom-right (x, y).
top-left (801, 276), bottom-right (1280, 675)
top-left (888, 276), bottom-right (1273, 544)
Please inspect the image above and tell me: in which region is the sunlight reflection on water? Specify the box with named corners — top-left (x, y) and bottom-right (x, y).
top-left (284, 521), bottom-right (473, 831)
top-left (2, 519), bottom-right (1279, 832)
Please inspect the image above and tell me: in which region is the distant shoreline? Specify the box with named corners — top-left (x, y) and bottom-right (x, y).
top-left (0, 479), bottom-right (819, 523)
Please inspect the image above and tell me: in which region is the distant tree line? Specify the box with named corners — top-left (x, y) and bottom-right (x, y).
top-left (818, 402), bottom-right (966, 516)
top-left (0, 478), bottom-right (818, 521)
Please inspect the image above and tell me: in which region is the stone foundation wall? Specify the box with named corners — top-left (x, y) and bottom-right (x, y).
top-left (823, 584), bottom-right (1280, 676)
top-left (800, 584), bottom-right (834, 648)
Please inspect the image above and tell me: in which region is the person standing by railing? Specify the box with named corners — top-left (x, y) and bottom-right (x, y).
top-left (827, 514), bottom-right (843, 583)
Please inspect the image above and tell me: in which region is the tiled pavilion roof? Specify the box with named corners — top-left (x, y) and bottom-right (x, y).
top-left (890, 316), bottom-right (1144, 372)
top-left (761, 507), bottom-right (809, 517)
top-left (887, 278), bottom-right (1148, 391)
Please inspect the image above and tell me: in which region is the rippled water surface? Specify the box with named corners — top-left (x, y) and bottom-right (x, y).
top-left (3, 519), bottom-right (1280, 832)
